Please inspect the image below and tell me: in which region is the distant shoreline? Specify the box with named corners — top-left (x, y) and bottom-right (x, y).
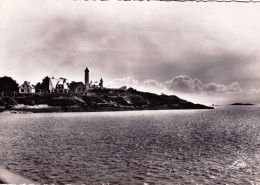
top-left (230, 103), bottom-right (254, 106)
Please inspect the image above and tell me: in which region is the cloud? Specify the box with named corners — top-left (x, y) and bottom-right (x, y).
top-left (108, 74), bottom-right (260, 105)
top-left (143, 80), bottom-right (165, 89)
top-left (108, 75), bottom-right (242, 95)
top-left (202, 82), bottom-right (242, 93)
top-left (2, 0), bottom-right (260, 102)
top-left (106, 77), bottom-right (139, 88)
top-left (164, 75), bottom-right (242, 94)
top-left (106, 75), bottom-right (245, 105)
top-left (249, 89), bottom-right (260, 94)
top-left (165, 75), bottom-right (201, 92)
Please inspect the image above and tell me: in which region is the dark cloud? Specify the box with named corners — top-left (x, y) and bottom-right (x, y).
top-left (1, 1), bottom-right (260, 104)
top-left (180, 50), bottom-right (259, 89)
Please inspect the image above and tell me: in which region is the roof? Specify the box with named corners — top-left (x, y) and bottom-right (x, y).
top-left (70, 82), bottom-right (85, 89)
top-left (50, 78), bottom-right (69, 90)
top-left (19, 81), bottom-right (35, 89)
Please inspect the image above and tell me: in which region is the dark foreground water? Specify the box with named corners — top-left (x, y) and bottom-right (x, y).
top-left (0, 106), bottom-right (260, 184)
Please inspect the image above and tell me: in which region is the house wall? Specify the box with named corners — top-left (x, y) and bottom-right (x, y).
top-left (19, 84), bottom-right (35, 94)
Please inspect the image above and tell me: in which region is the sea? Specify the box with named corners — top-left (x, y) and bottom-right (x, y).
top-left (0, 106), bottom-right (260, 184)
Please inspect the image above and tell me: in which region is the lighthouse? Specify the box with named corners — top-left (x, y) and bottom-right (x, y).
top-left (85, 67), bottom-right (89, 90)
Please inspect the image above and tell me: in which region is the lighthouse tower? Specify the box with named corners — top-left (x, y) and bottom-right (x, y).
top-left (85, 67), bottom-right (89, 90)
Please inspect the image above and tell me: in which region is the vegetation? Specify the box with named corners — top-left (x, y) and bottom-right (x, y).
top-left (0, 76), bottom-right (19, 92)
top-left (41, 76), bottom-right (50, 91)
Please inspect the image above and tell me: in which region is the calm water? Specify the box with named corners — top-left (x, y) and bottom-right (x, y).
top-left (0, 106), bottom-right (260, 184)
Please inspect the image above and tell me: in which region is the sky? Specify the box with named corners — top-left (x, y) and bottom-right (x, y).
top-left (1, 0), bottom-right (260, 105)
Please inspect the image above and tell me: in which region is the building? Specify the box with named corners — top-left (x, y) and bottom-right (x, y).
top-left (85, 67), bottom-right (89, 91)
top-left (99, 78), bottom-right (103, 88)
top-left (89, 78), bottom-right (104, 89)
top-left (19, 81), bottom-right (35, 94)
top-left (49, 77), bottom-right (69, 93)
top-left (69, 82), bottom-right (86, 93)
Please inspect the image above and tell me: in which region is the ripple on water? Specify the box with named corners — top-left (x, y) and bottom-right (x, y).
top-left (0, 107), bottom-right (260, 184)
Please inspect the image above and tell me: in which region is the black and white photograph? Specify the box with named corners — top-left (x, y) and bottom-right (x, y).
top-left (0, 0), bottom-right (260, 184)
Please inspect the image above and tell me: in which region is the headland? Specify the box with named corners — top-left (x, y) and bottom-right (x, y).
top-left (0, 88), bottom-right (213, 113)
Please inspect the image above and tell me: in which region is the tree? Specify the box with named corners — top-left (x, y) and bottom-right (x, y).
top-left (41, 76), bottom-right (50, 91)
top-left (0, 76), bottom-right (19, 92)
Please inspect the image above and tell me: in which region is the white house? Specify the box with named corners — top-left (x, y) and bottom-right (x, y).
top-left (19, 81), bottom-right (35, 94)
top-left (49, 77), bottom-right (70, 93)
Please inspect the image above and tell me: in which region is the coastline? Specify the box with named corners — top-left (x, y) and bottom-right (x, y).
top-left (1, 104), bottom-right (213, 114)
top-left (0, 89), bottom-right (213, 113)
